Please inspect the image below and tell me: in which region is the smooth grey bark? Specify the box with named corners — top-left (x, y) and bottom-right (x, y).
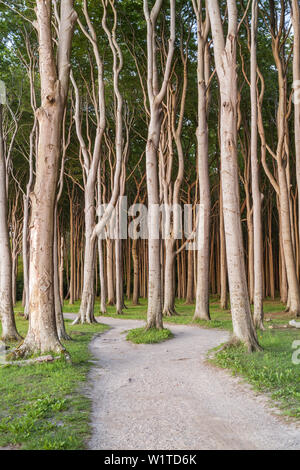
top-left (192, 0), bottom-right (211, 321)
top-left (144, 0), bottom-right (175, 329)
top-left (208, 0), bottom-right (260, 351)
top-left (14, 0), bottom-right (77, 357)
top-left (251, 0), bottom-right (264, 329)
top-left (0, 104), bottom-right (21, 342)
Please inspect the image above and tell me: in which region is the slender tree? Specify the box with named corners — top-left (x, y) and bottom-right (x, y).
top-left (192, 0), bottom-right (211, 321)
top-left (143, 0), bottom-right (175, 329)
top-left (207, 0), bottom-right (261, 351)
top-left (250, 0), bottom-right (264, 328)
top-left (0, 99), bottom-right (21, 342)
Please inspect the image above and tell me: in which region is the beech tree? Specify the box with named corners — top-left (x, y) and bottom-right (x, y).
top-left (250, 0), bottom-right (264, 329)
top-left (0, 88), bottom-right (21, 342)
top-left (291, 0), bottom-right (300, 247)
top-left (1, 0), bottom-right (300, 359)
top-left (143, 0), bottom-right (175, 329)
top-left (71, 0), bottom-right (106, 324)
top-left (192, 0), bottom-right (211, 321)
top-left (207, 0), bottom-right (261, 351)
top-left (14, 0), bottom-right (77, 356)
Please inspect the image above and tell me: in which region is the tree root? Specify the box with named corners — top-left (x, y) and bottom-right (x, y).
top-left (163, 308), bottom-right (178, 317)
top-left (193, 313), bottom-right (211, 322)
top-left (1, 355), bottom-right (61, 367)
top-left (1, 333), bottom-right (23, 343)
top-left (8, 338), bottom-right (70, 362)
top-left (58, 331), bottom-right (72, 341)
top-left (208, 335), bottom-right (262, 359)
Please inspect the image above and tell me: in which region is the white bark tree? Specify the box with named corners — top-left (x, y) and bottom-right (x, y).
top-left (192, 0), bottom-right (211, 321)
top-left (71, 0), bottom-right (106, 324)
top-left (0, 103), bottom-right (21, 342)
top-left (14, 0), bottom-right (77, 357)
top-left (207, 0), bottom-right (261, 351)
top-left (291, 0), bottom-right (300, 249)
top-left (250, 0), bottom-right (264, 329)
top-left (143, 0), bottom-right (175, 329)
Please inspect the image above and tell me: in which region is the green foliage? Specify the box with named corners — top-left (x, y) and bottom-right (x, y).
top-left (126, 327), bottom-right (173, 344)
top-left (0, 317), bottom-right (109, 450)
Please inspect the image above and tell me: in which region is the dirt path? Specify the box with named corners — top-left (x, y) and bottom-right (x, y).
top-left (84, 317), bottom-right (300, 450)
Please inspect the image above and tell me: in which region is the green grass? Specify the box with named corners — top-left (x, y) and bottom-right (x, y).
top-left (210, 328), bottom-right (300, 418)
top-left (0, 316), bottom-right (109, 450)
top-left (126, 327), bottom-right (173, 344)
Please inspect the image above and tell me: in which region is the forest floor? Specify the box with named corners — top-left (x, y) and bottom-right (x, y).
top-left (3, 297), bottom-right (300, 450)
top-left (75, 315), bottom-right (300, 450)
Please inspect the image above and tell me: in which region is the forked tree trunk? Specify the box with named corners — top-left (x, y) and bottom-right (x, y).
top-left (271, 11), bottom-right (300, 316)
top-left (0, 105), bottom-right (21, 342)
top-left (13, 0), bottom-right (76, 357)
top-left (144, 0), bottom-right (175, 329)
top-left (208, 0), bottom-right (260, 351)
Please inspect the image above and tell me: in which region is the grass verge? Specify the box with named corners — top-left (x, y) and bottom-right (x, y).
top-left (0, 316), bottom-right (109, 450)
top-left (126, 327), bottom-right (173, 344)
top-left (209, 328), bottom-right (300, 419)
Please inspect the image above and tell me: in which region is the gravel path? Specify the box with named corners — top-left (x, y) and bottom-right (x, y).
top-left (84, 317), bottom-right (300, 450)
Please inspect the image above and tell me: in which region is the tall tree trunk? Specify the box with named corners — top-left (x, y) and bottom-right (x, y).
top-left (79, 181), bottom-right (97, 323)
top-left (163, 239), bottom-right (176, 316)
top-left (251, 0), bottom-right (264, 328)
top-left (107, 239), bottom-right (115, 305)
top-left (14, 0), bottom-right (76, 357)
top-left (0, 105), bottom-right (21, 342)
top-left (54, 212), bottom-right (70, 340)
top-left (143, 0), bottom-right (175, 329)
top-left (132, 238), bottom-right (140, 305)
top-left (193, 0), bottom-right (211, 321)
top-left (219, 183), bottom-right (228, 309)
top-left (292, 0), bottom-right (300, 257)
top-left (208, 0), bottom-right (260, 351)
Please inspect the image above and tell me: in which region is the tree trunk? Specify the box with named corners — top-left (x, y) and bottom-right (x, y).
top-left (0, 105), bottom-right (21, 342)
top-left (132, 238), bottom-right (140, 305)
top-left (54, 212), bottom-right (70, 340)
top-left (208, 0), bottom-right (260, 351)
top-left (78, 181), bottom-right (97, 323)
top-left (146, 118), bottom-right (164, 329)
top-left (163, 239), bottom-right (176, 316)
top-left (193, 1), bottom-right (211, 321)
top-left (14, 0), bottom-right (76, 357)
top-left (292, 0), bottom-right (300, 268)
top-left (144, 0), bottom-right (175, 330)
top-left (251, 0), bottom-right (264, 328)
top-left (106, 239), bottom-right (115, 305)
